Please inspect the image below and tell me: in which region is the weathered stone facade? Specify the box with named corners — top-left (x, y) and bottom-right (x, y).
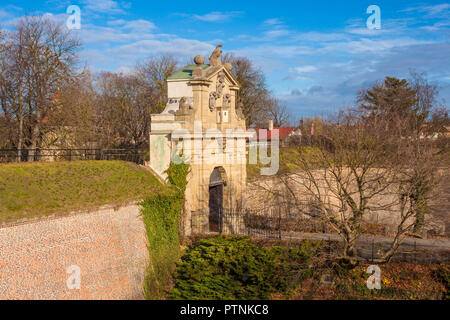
top-left (149, 47), bottom-right (251, 236)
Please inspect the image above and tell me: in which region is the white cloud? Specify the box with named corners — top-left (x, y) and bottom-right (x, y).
top-left (264, 29), bottom-right (290, 38)
top-left (401, 4), bottom-right (450, 16)
top-left (77, 18), bottom-right (159, 46)
top-left (319, 37), bottom-right (436, 54)
top-left (278, 41), bottom-right (450, 116)
top-left (104, 19), bottom-right (157, 32)
top-left (292, 31), bottom-right (348, 42)
top-left (261, 16), bottom-right (290, 39)
top-left (420, 20), bottom-right (450, 31)
top-left (346, 27), bottom-right (389, 36)
top-left (80, 0), bottom-right (125, 14)
top-left (115, 65), bottom-right (132, 74)
top-left (107, 19), bottom-right (127, 26)
top-left (122, 19), bottom-right (157, 32)
top-left (0, 9), bottom-right (9, 19)
top-left (291, 88), bottom-right (301, 95)
top-left (1, 0), bottom-right (449, 116)
top-left (295, 66), bottom-right (317, 73)
top-left (110, 38), bottom-right (214, 59)
top-left (233, 44), bottom-right (315, 60)
top-left (264, 18), bottom-right (283, 26)
top-left (0, 12), bottom-right (68, 28)
top-left (188, 11), bottom-right (242, 22)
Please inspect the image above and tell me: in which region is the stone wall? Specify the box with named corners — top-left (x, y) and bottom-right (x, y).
top-left (0, 204), bottom-right (148, 300)
top-left (244, 172), bottom-right (446, 237)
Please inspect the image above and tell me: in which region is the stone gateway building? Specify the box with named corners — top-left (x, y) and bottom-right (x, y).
top-left (149, 46), bottom-right (252, 236)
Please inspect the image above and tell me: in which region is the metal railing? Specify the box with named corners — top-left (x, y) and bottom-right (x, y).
top-left (191, 207), bottom-right (450, 263)
top-left (0, 148), bottom-right (147, 164)
top-left (192, 207), bottom-right (329, 239)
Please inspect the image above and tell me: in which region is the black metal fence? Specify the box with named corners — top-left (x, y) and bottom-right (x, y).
top-left (221, 208), bottom-right (283, 239)
top-left (192, 207), bottom-right (329, 239)
top-left (191, 207), bottom-right (450, 264)
top-left (0, 148), bottom-right (147, 164)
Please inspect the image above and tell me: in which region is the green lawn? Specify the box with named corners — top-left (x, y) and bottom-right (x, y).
top-left (247, 146), bottom-right (317, 180)
top-left (0, 160), bottom-right (168, 223)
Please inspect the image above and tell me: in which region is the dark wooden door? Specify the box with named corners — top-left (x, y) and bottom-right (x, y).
top-left (209, 184), bottom-right (223, 232)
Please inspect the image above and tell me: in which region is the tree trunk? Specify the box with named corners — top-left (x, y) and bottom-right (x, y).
top-left (28, 116), bottom-right (40, 162)
top-left (413, 197), bottom-right (427, 233)
top-left (343, 234), bottom-right (358, 265)
top-left (17, 113), bottom-right (23, 162)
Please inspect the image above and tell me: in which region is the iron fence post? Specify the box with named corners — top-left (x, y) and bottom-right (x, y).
top-left (414, 240), bottom-right (417, 263)
top-left (246, 210), bottom-right (249, 236)
top-left (328, 236), bottom-right (331, 257)
top-left (371, 238), bottom-right (374, 263)
top-left (219, 207), bottom-right (222, 235)
top-left (278, 207), bottom-right (282, 240)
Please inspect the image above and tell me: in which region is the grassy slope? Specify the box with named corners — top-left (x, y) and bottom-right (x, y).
top-left (247, 147), bottom-right (315, 180)
top-left (0, 160), bottom-right (168, 223)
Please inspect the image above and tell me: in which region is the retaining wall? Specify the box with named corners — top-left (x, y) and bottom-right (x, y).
top-left (0, 204), bottom-right (148, 300)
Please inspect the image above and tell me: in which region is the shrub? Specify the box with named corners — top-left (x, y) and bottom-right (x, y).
top-left (434, 264), bottom-right (450, 300)
top-left (170, 236), bottom-right (313, 300)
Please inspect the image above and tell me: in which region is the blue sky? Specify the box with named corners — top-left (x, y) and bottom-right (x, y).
top-left (1, 0), bottom-right (449, 117)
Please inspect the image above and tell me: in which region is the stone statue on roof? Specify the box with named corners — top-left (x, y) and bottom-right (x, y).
top-left (209, 45), bottom-right (223, 67)
top-left (176, 97), bottom-right (193, 116)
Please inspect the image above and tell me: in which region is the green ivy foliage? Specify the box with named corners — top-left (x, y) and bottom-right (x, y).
top-left (141, 161), bottom-right (189, 299)
top-left (166, 159), bottom-right (189, 195)
top-left (170, 236), bottom-right (314, 300)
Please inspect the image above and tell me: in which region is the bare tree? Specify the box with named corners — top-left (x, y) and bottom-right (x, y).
top-left (136, 54), bottom-right (178, 114)
top-left (276, 111), bottom-right (413, 264)
top-left (358, 74), bottom-right (442, 233)
top-left (270, 76), bottom-right (444, 263)
top-left (45, 70), bottom-right (98, 148)
top-left (0, 16), bottom-right (81, 161)
top-left (222, 53), bottom-right (273, 127)
top-left (0, 113), bottom-right (15, 149)
top-left (268, 98), bottom-right (291, 127)
top-left (23, 17), bottom-right (80, 161)
top-left (96, 72), bottom-right (151, 148)
top-left (0, 24), bottom-right (29, 159)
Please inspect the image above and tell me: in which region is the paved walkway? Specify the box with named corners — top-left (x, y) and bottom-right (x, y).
top-left (209, 229), bottom-right (450, 263)
top-left (279, 231), bottom-right (450, 249)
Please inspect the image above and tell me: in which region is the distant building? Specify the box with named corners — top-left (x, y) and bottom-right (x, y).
top-left (249, 120), bottom-right (302, 147)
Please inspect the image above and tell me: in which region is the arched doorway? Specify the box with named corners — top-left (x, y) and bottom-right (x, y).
top-left (209, 167), bottom-right (227, 232)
